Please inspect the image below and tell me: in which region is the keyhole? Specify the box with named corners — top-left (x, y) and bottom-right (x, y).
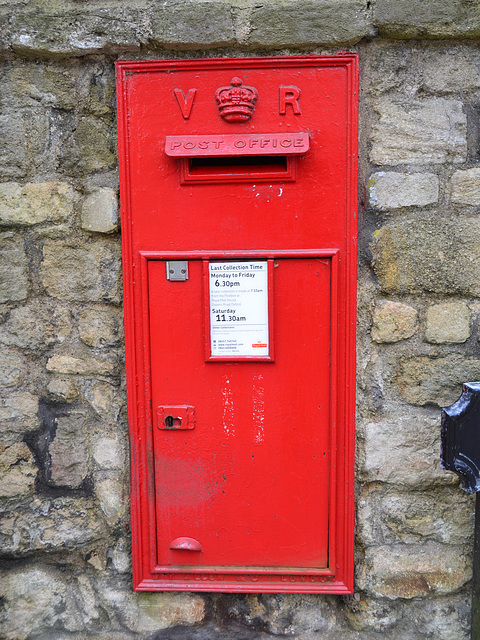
top-left (164, 415), bottom-right (182, 427)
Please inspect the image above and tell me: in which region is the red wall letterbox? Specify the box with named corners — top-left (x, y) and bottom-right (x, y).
top-left (116, 56), bottom-right (358, 593)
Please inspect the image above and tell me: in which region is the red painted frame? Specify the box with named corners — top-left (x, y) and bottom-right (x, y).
top-left (116, 55), bottom-right (358, 593)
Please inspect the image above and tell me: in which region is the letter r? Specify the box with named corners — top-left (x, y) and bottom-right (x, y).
top-left (279, 86), bottom-right (301, 115)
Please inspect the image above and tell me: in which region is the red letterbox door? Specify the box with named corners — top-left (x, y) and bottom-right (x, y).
top-left (117, 56), bottom-right (357, 593)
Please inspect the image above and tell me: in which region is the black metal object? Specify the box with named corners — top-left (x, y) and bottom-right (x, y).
top-left (441, 382), bottom-right (480, 639)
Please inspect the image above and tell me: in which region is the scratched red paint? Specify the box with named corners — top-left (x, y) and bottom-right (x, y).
top-left (116, 56), bottom-right (357, 593)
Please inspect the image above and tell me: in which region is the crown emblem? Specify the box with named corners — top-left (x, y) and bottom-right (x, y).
top-left (215, 77), bottom-right (258, 123)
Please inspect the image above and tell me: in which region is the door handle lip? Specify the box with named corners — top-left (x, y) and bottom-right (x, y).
top-left (169, 536), bottom-right (202, 552)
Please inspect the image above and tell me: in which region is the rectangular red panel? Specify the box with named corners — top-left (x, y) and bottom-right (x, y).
top-left (116, 56), bottom-right (357, 593)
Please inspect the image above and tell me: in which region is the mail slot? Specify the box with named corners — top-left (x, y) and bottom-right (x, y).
top-left (116, 56), bottom-right (358, 593)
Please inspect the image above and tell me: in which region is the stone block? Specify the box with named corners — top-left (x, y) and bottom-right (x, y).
top-left (343, 595), bottom-right (399, 632)
top-left (0, 497), bottom-right (107, 556)
top-left (46, 378), bottom-right (79, 403)
top-left (372, 218), bottom-right (480, 296)
top-left (374, 0), bottom-right (480, 39)
top-left (0, 232), bottom-right (29, 302)
top-left (80, 187), bottom-right (118, 233)
top-left (372, 300), bottom-right (418, 343)
top-left (368, 172), bottom-right (439, 210)
top-left (358, 413), bottom-right (448, 486)
top-left (84, 381), bottom-right (122, 422)
top-left (95, 475), bottom-right (127, 526)
top-left (0, 442), bottom-right (36, 498)
top-left (92, 437), bottom-right (124, 470)
top-left (0, 182), bottom-right (75, 226)
top-left (10, 62), bottom-right (77, 110)
top-left (61, 116), bottom-right (116, 176)
top-left (0, 566), bottom-right (75, 640)
top-left (40, 239), bottom-right (121, 303)
top-left (48, 413), bottom-right (87, 487)
top-left (150, 1), bottom-right (235, 48)
top-left (0, 112), bottom-right (28, 179)
top-left (0, 347), bottom-right (28, 388)
top-left (46, 354), bottom-right (115, 376)
top-left (371, 98), bottom-right (467, 165)
top-left (425, 301), bottom-right (470, 344)
top-left (78, 307), bottom-right (122, 348)
top-left (357, 487), bottom-right (474, 546)
top-left (451, 167), bottom-right (480, 205)
top-left (249, 0), bottom-right (371, 47)
top-left (0, 392), bottom-right (39, 446)
top-left (0, 301), bottom-right (71, 349)
top-left (421, 48), bottom-right (480, 93)
top-left (10, 7), bottom-right (147, 57)
top-left (365, 543), bottom-right (471, 599)
top-left (396, 353), bottom-right (480, 406)
top-left (100, 588), bottom-right (205, 633)
top-left (408, 594), bottom-right (471, 640)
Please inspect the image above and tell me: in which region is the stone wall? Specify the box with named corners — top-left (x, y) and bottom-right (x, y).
top-left (1, 1), bottom-right (479, 639)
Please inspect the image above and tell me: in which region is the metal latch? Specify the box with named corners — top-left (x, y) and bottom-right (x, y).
top-left (166, 261), bottom-right (188, 281)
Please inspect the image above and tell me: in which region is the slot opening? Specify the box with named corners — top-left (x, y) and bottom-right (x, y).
top-left (180, 155), bottom-right (296, 184)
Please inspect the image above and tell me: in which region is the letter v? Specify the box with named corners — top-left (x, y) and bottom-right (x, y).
top-left (173, 88), bottom-right (197, 119)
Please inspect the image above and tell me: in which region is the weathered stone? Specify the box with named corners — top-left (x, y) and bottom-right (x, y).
top-left (0, 442), bottom-right (36, 498)
top-left (344, 595), bottom-right (399, 632)
top-left (0, 566), bottom-right (79, 640)
top-left (0, 181), bottom-right (75, 226)
top-left (408, 594), bottom-right (471, 640)
top-left (371, 98), bottom-right (467, 165)
top-left (49, 413), bottom-right (87, 487)
top-left (357, 487), bottom-right (475, 546)
top-left (151, 1), bottom-right (235, 48)
top-left (80, 187), bottom-right (118, 233)
top-left (365, 543), bottom-right (471, 599)
top-left (84, 380), bottom-right (122, 422)
top-left (0, 232), bottom-right (29, 302)
top-left (0, 347), bottom-right (28, 387)
top-left (110, 538), bottom-right (131, 575)
top-left (451, 167), bottom-right (480, 205)
top-left (358, 412), bottom-right (450, 486)
top-left (10, 7), bottom-right (148, 57)
top-left (0, 301), bottom-right (71, 349)
top-left (100, 588), bottom-right (205, 633)
top-left (368, 172), bottom-right (439, 210)
top-left (82, 62), bottom-right (116, 117)
top-left (421, 48), bottom-right (480, 94)
top-left (78, 306), bottom-right (122, 347)
top-left (40, 239), bottom-right (121, 303)
top-left (396, 353), bottom-right (480, 407)
top-left (46, 353), bottom-right (115, 376)
top-left (0, 392), bottom-right (39, 446)
top-left (61, 116), bottom-right (116, 176)
top-left (0, 112), bottom-right (28, 179)
top-left (372, 301), bottom-right (418, 343)
top-left (10, 61), bottom-right (77, 109)
top-left (374, 0), bottom-right (480, 39)
top-left (0, 497), bottom-right (107, 557)
top-left (425, 301), bottom-right (470, 344)
top-left (249, 0), bottom-right (371, 47)
top-left (92, 436), bottom-right (124, 469)
top-left (372, 218), bottom-right (480, 296)
top-left (46, 377), bottom-right (79, 403)
top-left (95, 475), bottom-right (127, 526)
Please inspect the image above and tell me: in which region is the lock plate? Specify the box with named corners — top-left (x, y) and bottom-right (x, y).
top-left (157, 405), bottom-right (195, 430)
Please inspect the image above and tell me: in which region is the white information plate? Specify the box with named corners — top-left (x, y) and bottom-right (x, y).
top-left (209, 261), bottom-right (269, 358)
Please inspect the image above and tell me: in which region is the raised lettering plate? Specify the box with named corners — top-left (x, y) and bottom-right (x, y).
top-left (165, 133), bottom-right (310, 157)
